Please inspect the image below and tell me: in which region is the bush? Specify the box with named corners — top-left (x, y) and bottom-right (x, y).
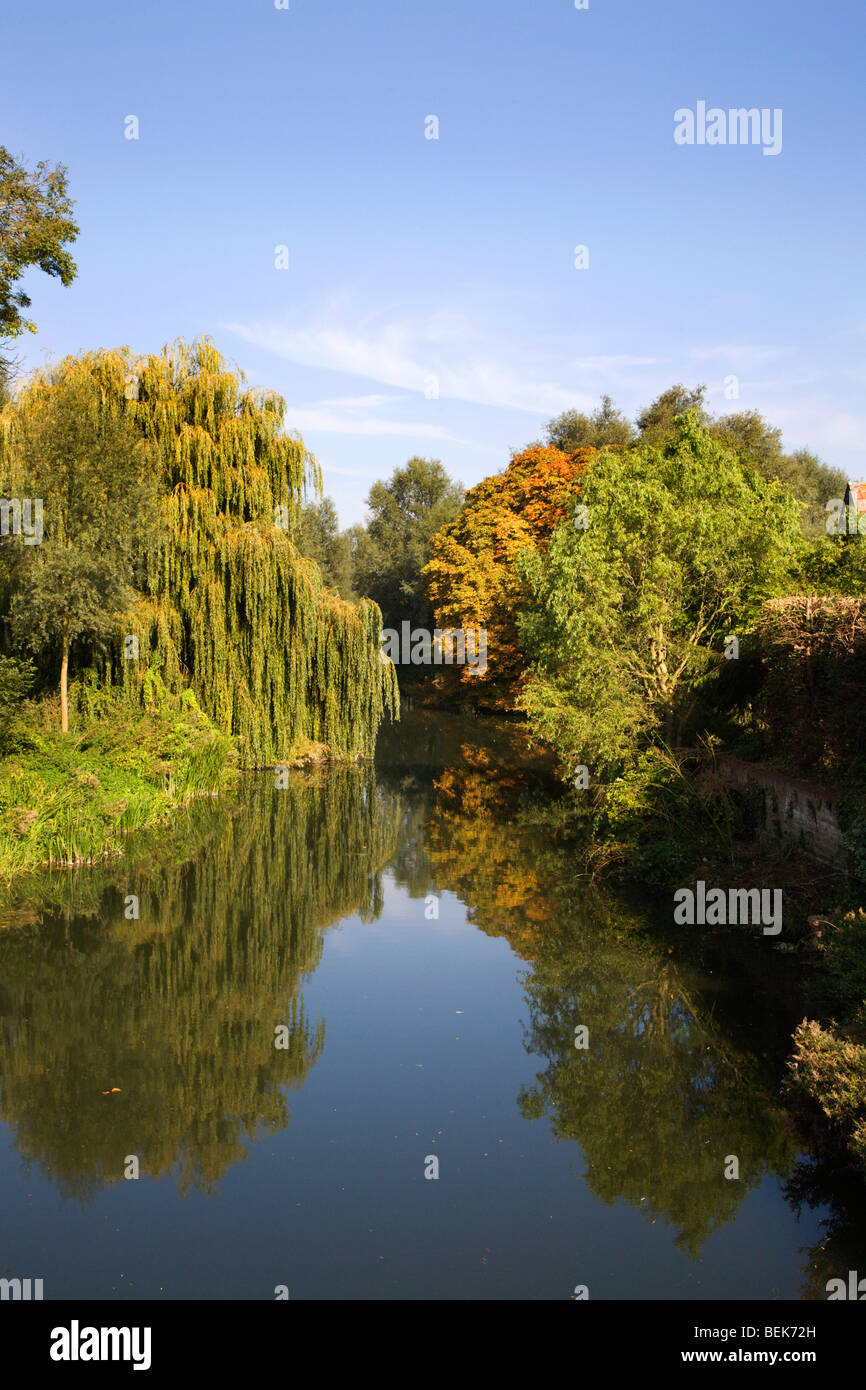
top-left (0, 656), bottom-right (35, 752)
top-left (596, 744), bottom-right (740, 883)
top-left (789, 1019), bottom-right (866, 1170)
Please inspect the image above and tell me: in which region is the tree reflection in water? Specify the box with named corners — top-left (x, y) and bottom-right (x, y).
top-left (0, 711), bottom-right (845, 1270)
top-left (0, 767), bottom-right (400, 1200)
top-left (386, 715), bottom-right (798, 1258)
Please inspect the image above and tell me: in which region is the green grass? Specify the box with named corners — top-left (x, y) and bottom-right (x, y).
top-left (0, 694), bottom-right (238, 886)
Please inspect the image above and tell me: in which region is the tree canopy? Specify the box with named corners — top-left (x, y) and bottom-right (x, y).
top-left (423, 444), bottom-right (594, 699)
top-left (0, 147), bottom-right (78, 340)
top-left (290, 496), bottom-right (356, 600)
top-left (541, 386), bottom-right (846, 540)
top-left (4, 362), bottom-right (159, 730)
top-left (0, 338), bottom-right (398, 762)
top-left (711, 410), bottom-right (846, 537)
top-left (544, 394), bottom-right (635, 452)
top-left (516, 411), bottom-right (802, 775)
top-left (352, 456), bottom-right (464, 633)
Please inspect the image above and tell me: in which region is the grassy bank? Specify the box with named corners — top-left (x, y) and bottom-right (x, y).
top-left (0, 677), bottom-right (383, 900)
top-left (0, 691), bottom-right (239, 886)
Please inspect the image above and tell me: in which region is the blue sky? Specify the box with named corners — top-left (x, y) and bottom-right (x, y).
top-left (5, 0), bottom-right (865, 524)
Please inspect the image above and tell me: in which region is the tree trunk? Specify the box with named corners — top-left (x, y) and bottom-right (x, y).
top-left (60, 630), bottom-right (69, 734)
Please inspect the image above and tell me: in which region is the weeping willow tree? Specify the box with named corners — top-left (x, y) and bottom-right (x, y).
top-left (0, 338), bottom-right (398, 763)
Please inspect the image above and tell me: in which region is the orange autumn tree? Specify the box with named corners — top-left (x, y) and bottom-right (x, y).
top-left (422, 444), bottom-right (595, 703)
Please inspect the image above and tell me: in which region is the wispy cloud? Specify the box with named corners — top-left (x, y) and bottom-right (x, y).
top-left (228, 309), bottom-right (588, 415)
top-left (278, 386), bottom-right (463, 441)
top-left (286, 404), bottom-right (458, 440)
top-left (318, 464), bottom-right (382, 479)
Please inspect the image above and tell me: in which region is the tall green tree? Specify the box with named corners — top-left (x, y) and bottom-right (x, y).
top-left (291, 496), bottom-right (356, 599)
top-left (353, 457), bottom-right (464, 632)
top-left (516, 410), bottom-right (803, 777)
top-left (711, 408), bottom-right (785, 475)
top-left (5, 366), bottom-right (158, 731)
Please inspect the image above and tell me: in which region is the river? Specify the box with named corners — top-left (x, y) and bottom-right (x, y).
top-left (1, 709), bottom-right (864, 1300)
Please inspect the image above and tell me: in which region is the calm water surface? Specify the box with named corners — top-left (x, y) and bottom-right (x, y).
top-left (1, 710), bottom-right (863, 1299)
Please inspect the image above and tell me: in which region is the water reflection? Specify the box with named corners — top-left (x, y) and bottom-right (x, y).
top-left (516, 917), bottom-right (796, 1257)
top-left (383, 724), bottom-right (798, 1257)
top-left (0, 767), bottom-right (399, 1199)
top-left (0, 710), bottom-right (862, 1285)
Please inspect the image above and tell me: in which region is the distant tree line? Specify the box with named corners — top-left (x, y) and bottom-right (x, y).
top-left (305, 387), bottom-right (847, 694)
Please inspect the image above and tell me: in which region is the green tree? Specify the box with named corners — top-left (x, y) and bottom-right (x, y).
top-left (544, 394), bottom-right (635, 452)
top-left (799, 534), bottom-right (866, 595)
top-left (0, 147), bottom-right (78, 340)
top-left (291, 496), bottom-right (356, 599)
top-left (713, 411), bottom-right (846, 538)
top-left (781, 449), bottom-right (848, 538)
top-left (635, 383), bottom-right (709, 445)
top-left (2, 339), bottom-right (399, 765)
top-left (516, 410), bottom-right (803, 777)
top-left (5, 365), bottom-right (158, 731)
top-left (353, 456), bottom-right (464, 632)
top-left (711, 408), bottom-right (785, 475)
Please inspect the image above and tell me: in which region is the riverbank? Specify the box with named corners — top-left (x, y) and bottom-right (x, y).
top-left (0, 667), bottom-right (400, 915)
top-left (0, 695), bottom-right (240, 889)
top-left (0, 690), bottom-right (391, 898)
top-left (554, 737), bottom-right (866, 1182)
top-left (389, 705), bottom-right (866, 1184)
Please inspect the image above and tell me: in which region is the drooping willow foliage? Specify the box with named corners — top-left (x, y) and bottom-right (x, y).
top-left (2, 338), bottom-right (398, 764)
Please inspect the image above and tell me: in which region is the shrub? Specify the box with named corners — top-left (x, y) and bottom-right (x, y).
top-left (0, 656), bottom-right (34, 752)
